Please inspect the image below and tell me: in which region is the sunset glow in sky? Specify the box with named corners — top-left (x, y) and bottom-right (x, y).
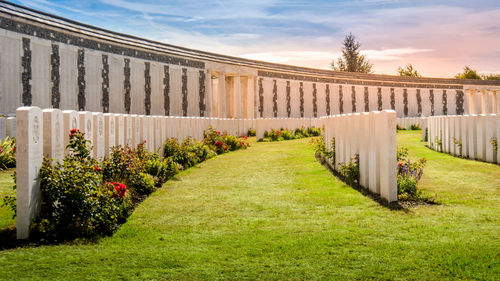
top-left (13, 0), bottom-right (500, 78)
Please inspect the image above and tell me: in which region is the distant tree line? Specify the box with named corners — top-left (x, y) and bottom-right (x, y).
top-left (331, 33), bottom-right (499, 80)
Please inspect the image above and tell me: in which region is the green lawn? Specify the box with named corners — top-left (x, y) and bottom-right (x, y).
top-left (0, 131), bottom-right (498, 280)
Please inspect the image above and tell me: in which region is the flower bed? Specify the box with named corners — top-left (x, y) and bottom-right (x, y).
top-left (2, 128), bottom-right (249, 241)
top-left (259, 126), bottom-right (321, 142)
top-left (0, 137), bottom-right (16, 170)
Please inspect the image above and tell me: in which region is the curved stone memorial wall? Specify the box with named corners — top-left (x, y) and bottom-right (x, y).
top-left (1, 1), bottom-right (499, 119)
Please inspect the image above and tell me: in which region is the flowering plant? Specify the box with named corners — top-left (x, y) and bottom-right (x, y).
top-left (397, 147), bottom-right (426, 199)
top-left (0, 136), bottom-right (16, 170)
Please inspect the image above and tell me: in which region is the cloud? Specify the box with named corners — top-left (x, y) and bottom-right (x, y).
top-left (361, 48), bottom-right (434, 61)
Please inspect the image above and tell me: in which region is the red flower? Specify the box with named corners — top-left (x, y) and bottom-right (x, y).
top-left (0, 147), bottom-right (2, 153)
top-left (113, 182), bottom-right (127, 198)
top-left (69, 128), bottom-right (79, 137)
top-left (216, 131), bottom-right (221, 135)
top-left (276, 130), bottom-right (281, 134)
top-left (242, 135), bottom-right (248, 139)
top-left (12, 147), bottom-right (15, 152)
top-left (215, 141), bottom-right (223, 147)
top-left (93, 166), bottom-right (101, 171)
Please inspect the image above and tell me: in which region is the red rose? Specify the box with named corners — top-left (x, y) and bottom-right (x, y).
top-left (0, 147), bottom-right (2, 153)
top-left (94, 166), bottom-right (101, 171)
top-left (13, 147), bottom-right (15, 152)
top-left (276, 130), bottom-right (280, 134)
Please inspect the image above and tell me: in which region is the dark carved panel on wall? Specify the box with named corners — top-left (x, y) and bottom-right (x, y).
top-left (181, 68), bottom-right (188, 116)
top-left (0, 16), bottom-right (205, 69)
top-left (50, 43), bottom-right (60, 108)
top-left (286, 81), bottom-right (291, 117)
top-left (390, 88), bottom-right (395, 110)
top-left (258, 78), bottom-right (264, 117)
top-left (326, 84), bottom-right (331, 115)
top-left (403, 89), bottom-right (408, 116)
top-left (442, 90), bottom-right (447, 115)
top-left (199, 70), bottom-right (206, 117)
top-left (312, 83), bottom-right (318, 117)
top-left (163, 65), bottom-right (170, 115)
top-left (429, 89), bottom-right (434, 116)
top-left (299, 82), bottom-right (304, 117)
top-left (77, 48), bottom-right (86, 111)
top-left (416, 89), bottom-right (422, 116)
top-left (377, 87), bottom-right (382, 111)
top-left (144, 62), bottom-right (151, 115)
top-left (101, 54), bottom-right (109, 113)
top-left (456, 90), bottom-right (464, 115)
top-left (351, 86), bottom-right (356, 112)
top-left (258, 70), bottom-right (465, 90)
top-left (272, 80), bottom-right (278, 117)
top-left (123, 58), bottom-right (131, 114)
top-left (21, 37), bottom-right (32, 106)
top-left (364, 86), bottom-right (369, 112)
top-left (339, 85), bottom-right (344, 114)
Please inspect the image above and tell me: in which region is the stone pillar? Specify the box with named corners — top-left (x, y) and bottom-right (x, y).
top-left (42, 109), bottom-right (64, 162)
top-left (62, 110), bottom-right (79, 155)
top-left (218, 73), bottom-right (226, 118)
top-left (16, 106), bottom-right (44, 239)
top-left (468, 90), bottom-right (476, 115)
top-left (480, 90), bottom-right (487, 114)
top-left (104, 113), bottom-right (116, 157)
top-left (234, 76), bottom-right (242, 118)
top-left (92, 112), bottom-right (105, 159)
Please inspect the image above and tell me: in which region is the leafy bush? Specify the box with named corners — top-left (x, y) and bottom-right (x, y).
top-left (410, 124), bottom-right (421, 130)
top-left (397, 147), bottom-right (426, 200)
top-left (396, 124), bottom-right (405, 131)
top-left (247, 128), bottom-right (256, 137)
top-left (268, 129), bottom-right (281, 141)
top-left (163, 138), bottom-right (182, 158)
top-left (0, 137), bottom-right (16, 170)
top-left (338, 154), bottom-right (359, 186)
top-left (203, 127), bottom-right (248, 154)
top-left (35, 130), bottom-right (131, 240)
top-left (281, 130), bottom-right (295, 140)
top-left (294, 127), bottom-right (309, 138)
top-left (307, 127), bottom-right (321, 136)
top-left (144, 157), bottom-right (180, 187)
top-left (310, 135), bottom-right (335, 162)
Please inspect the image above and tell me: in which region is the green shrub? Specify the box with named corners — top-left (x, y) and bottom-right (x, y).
top-left (338, 154), bottom-right (359, 186)
top-left (144, 157), bottom-right (179, 187)
top-left (281, 130), bottom-right (294, 140)
top-left (129, 172), bottom-right (156, 196)
top-left (268, 129), bottom-right (281, 141)
top-left (307, 127), bottom-right (321, 136)
top-left (35, 130), bottom-right (131, 240)
top-left (396, 124), bottom-right (405, 131)
top-left (294, 127), bottom-right (309, 138)
top-left (397, 147), bottom-right (426, 200)
top-left (163, 138), bottom-right (181, 158)
top-left (0, 137), bottom-right (16, 170)
top-left (410, 124), bottom-right (421, 130)
top-left (247, 128), bottom-right (256, 137)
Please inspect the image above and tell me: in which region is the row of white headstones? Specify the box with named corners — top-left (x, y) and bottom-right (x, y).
top-left (427, 114), bottom-right (500, 164)
top-left (14, 106), bottom-right (322, 239)
top-left (321, 111), bottom-right (398, 203)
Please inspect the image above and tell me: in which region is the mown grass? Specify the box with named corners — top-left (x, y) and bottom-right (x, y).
top-left (0, 132), bottom-right (498, 280)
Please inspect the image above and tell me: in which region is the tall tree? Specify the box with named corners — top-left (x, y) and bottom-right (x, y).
top-left (397, 64), bottom-right (421, 77)
top-left (331, 33), bottom-right (373, 73)
top-left (455, 66), bottom-right (481, 79)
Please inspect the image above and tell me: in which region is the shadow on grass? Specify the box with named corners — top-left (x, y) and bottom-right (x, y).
top-left (316, 155), bottom-right (438, 211)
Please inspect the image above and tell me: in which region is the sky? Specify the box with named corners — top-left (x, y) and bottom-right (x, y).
top-left (10, 0), bottom-right (500, 78)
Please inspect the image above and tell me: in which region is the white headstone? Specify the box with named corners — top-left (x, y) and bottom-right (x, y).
top-left (42, 109), bottom-right (64, 162)
top-left (92, 112), bottom-right (105, 159)
top-left (378, 110), bottom-right (397, 202)
top-left (78, 111), bottom-right (93, 144)
top-left (6, 117), bottom-right (16, 138)
top-left (104, 113), bottom-right (116, 157)
top-left (16, 106), bottom-right (44, 239)
top-left (0, 117), bottom-right (6, 140)
top-left (62, 110), bottom-right (79, 156)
